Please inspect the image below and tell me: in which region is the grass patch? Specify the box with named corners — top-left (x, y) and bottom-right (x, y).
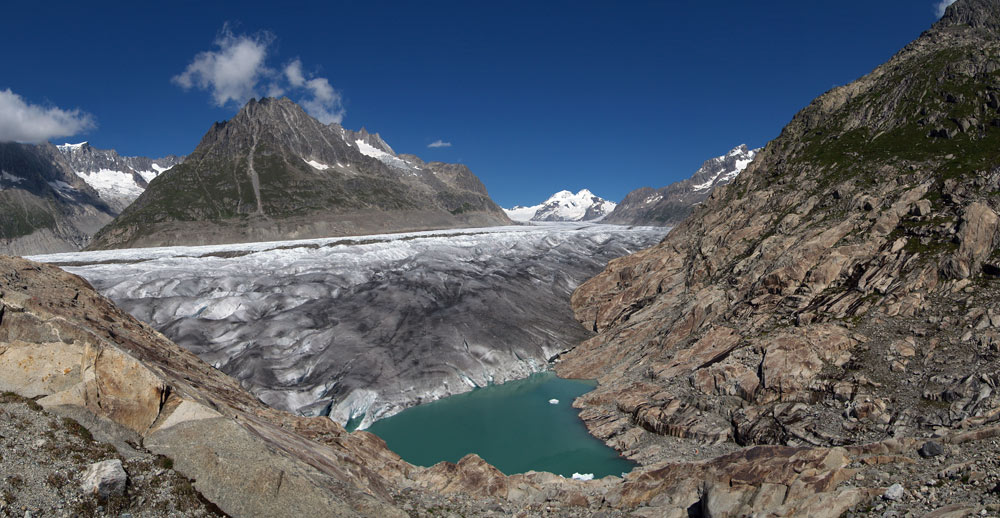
top-left (62, 417), bottom-right (93, 442)
top-left (154, 455), bottom-right (174, 470)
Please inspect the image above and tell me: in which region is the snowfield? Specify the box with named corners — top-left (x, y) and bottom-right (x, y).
top-left (30, 223), bottom-right (668, 429)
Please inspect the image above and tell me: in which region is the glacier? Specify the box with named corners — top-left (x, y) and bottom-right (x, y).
top-left (30, 223), bottom-right (668, 429)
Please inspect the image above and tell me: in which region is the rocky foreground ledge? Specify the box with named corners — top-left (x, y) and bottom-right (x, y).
top-left (2, 257), bottom-right (1000, 517)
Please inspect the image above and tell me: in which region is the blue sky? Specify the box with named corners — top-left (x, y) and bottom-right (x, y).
top-left (1, 1), bottom-right (955, 207)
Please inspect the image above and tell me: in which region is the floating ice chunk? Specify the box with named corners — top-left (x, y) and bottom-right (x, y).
top-left (548, 399), bottom-right (559, 405)
top-left (571, 473), bottom-right (594, 481)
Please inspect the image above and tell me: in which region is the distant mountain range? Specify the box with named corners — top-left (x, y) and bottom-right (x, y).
top-left (504, 189), bottom-right (616, 222)
top-left (89, 97), bottom-right (511, 249)
top-left (602, 144), bottom-right (759, 226)
top-left (1, 99), bottom-right (756, 255)
top-left (56, 142), bottom-right (183, 212)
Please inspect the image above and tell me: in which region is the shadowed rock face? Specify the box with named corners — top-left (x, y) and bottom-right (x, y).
top-left (0, 142), bottom-right (116, 255)
top-left (34, 224), bottom-right (669, 429)
top-left (88, 97), bottom-right (511, 250)
top-left (560, 0), bottom-right (1000, 473)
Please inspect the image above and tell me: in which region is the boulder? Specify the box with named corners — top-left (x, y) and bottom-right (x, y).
top-left (919, 440), bottom-right (945, 458)
top-left (81, 459), bottom-right (127, 499)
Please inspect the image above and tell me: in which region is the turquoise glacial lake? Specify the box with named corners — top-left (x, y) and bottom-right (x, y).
top-left (366, 371), bottom-right (635, 478)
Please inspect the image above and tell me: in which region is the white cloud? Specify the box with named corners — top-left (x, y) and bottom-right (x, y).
top-left (173, 26), bottom-right (272, 107)
top-left (935, 0), bottom-right (957, 17)
top-left (428, 140), bottom-right (452, 148)
top-left (174, 27), bottom-right (345, 124)
top-left (300, 76), bottom-right (344, 124)
top-left (0, 89), bottom-right (95, 143)
top-left (284, 59), bottom-right (305, 87)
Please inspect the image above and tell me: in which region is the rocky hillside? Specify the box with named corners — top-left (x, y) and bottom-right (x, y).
top-left (559, 1), bottom-right (1000, 514)
top-left (57, 142), bottom-right (184, 212)
top-left (7, 256), bottom-right (1000, 518)
top-left (602, 144), bottom-right (758, 226)
top-left (505, 189), bottom-right (617, 222)
top-left (88, 97), bottom-right (511, 249)
top-left (0, 142), bottom-right (115, 255)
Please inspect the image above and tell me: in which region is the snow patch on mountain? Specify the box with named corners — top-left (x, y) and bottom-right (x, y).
top-left (150, 162), bottom-right (174, 175)
top-left (355, 139), bottom-right (416, 172)
top-left (505, 189), bottom-right (617, 222)
top-left (692, 147), bottom-right (757, 191)
top-left (74, 169), bottom-right (145, 201)
top-left (504, 205), bottom-right (542, 221)
top-left (57, 142), bottom-right (88, 152)
top-left (1, 170), bottom-right (24, 184)
top-left (303, 158), bottom-right (330, 170)
top-left (57, 142), bottom-right (184, 212)
top-left (47, 180), bottom-right (77, 199)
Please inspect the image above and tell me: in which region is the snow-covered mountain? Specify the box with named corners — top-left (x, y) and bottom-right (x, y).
top-left (56, 142), bottom-right (184, 212)
top-left (602, 144), bottom-right (759, 226)
top-left (505, 189), bottom-right (617, 222)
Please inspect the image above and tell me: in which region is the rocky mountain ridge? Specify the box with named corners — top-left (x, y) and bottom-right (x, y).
top-left (555, 2), bottom-right (1000, 516)
top-left (57, 142), bottom-right (184, 212)
top-left (88, 97), bottom-right (511, 249)
top-left (601, 144), bottom-right (759, 226)
top-left (505, 189), bottom-right (617, 222)
top-left (0, 142), bottom-right (115, 255)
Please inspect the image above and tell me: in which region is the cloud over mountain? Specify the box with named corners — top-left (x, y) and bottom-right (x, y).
top-left (174, 25), bottom-right (345, 124)
top-left (0, 89), bottom-right (94, 143)
top-left (935, 0), bottom-right (957, 17)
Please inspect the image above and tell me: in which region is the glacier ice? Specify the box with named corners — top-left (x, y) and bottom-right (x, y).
top-left (31, 223), bottom-right (668, 429)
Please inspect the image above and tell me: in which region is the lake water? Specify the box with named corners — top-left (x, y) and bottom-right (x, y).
top-left (366, 371), bottom-right (635, 478)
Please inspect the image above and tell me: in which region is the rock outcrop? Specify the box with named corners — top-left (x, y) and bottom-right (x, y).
top-left (88, 97), bottom-right (511, 249)
top-left (601, 144), bottom-right (759, 226)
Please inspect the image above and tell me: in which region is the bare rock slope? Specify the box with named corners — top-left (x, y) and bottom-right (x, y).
top-left (560, 0), bottom-right (1000, 514)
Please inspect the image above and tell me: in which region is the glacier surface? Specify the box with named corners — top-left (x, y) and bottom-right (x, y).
top-left (30, 223), bottom-right (667, 429)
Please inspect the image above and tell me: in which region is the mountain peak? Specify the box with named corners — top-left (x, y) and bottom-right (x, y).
top-left (601, 144), bottom-right (760, 226)
top-left (236, 96), bottom-right (308, 121)
top-left (504, 189), bottom-right (616, 222)
top-left (939, 0), bottom-right (1000, 31)
top-left (89, 96), bottom-right (510, 249)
